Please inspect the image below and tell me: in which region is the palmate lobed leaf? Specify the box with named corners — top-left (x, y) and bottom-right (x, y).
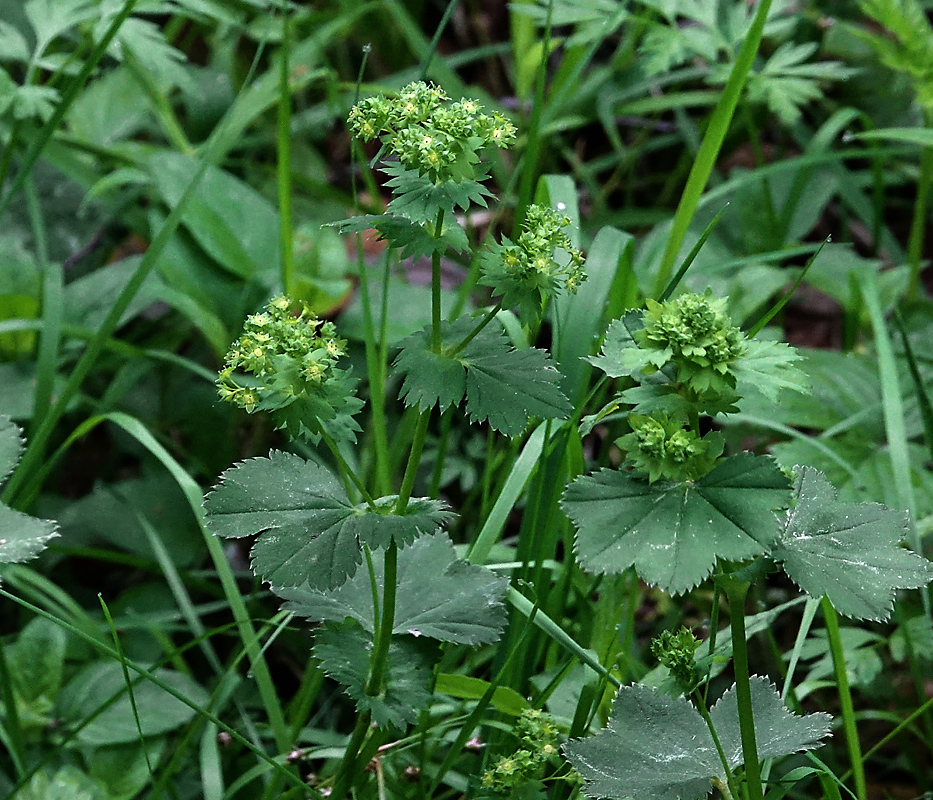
top-left (563, 453), bottom-right (791, 594)
top-left (772, 466), bottom-right (933, 621)
top-left (393, 315), bottom-right (571, 437)
top-left (564, 678), bottom-right (831, 800)
top-left (313, 619), bottom-right (436, 729)
top-left (203, 451), bottom-right (454, 590)
top-left (0, 415), bottom-right (58, 563)
top-left (279, 532), bottom-right (508, 646)
top-left (734, 337), bottom-right (809, 403)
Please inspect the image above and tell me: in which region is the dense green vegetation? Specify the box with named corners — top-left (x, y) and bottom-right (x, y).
top-left (1, 1), bottom-right (933, 799)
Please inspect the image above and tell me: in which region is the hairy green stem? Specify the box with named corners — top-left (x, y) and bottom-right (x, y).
top-left (724, 579), bottom-right (764, 800)
top-left (316, 424), bottom-right (377, 510)
top-left (907, 109), bottom-right (933, 301)
top-left (448, 300), bottom-right (504, 358)
top-left (695, 691), bottom-right (739, 800)
top-left (277, 0), bottom-right (295, 295)
top-left (397, 410), bottom-right (431, 514)
top-left (432, 207), bottom-right (446, 351)
top-left (822, 597), bottom-right (867, 800)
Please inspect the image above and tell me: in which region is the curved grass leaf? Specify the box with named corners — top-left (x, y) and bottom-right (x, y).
top-left (563, 453), bottom-right (791, 594)
top-left (772, 466), bottom-right (933, 621)
top-left (313, 619), bottom-right (436, 729)
top-left (203, 451), bottom-right (453, 590)
top-left (394, 315), bottom-right (571, 436)
top-left (280, 532), bottom-right (508, 645)
top-left (564, 678), bottom-right (830, 800)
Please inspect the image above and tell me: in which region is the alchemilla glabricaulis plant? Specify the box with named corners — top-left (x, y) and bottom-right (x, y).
top-left (199, 82), bottom-right (933, 800)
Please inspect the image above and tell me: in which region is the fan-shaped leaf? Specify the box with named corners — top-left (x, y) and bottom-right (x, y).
top-left (280, 532), bottom-right (508, 645)
top-left (564, 678), bottom-right (831, 800)
top-left (772, 466), bottom-right (933, 621)
top-left (204, 451), bottom-right (453, 590)
top-left (563, 453), bottom-right (791, 594)
top-left (313, 619), bottom-right (436, 729)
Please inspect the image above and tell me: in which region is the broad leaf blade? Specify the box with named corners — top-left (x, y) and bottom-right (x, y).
top-left (563, 683), bottom-right (719, 800)
top-left (280, 532), bottom-right (508, 645)
top-left (710, 677), bottom-right (832, 767)
top-left (565, 678), bottom-right (831, 800)
top-left (0, 415), bottom-right (23, 483)
top-left (205, 452), bottom-right (454, 591)
top-left (204, 451), bottom-right (358, 590)
top-left (313, 620), bottom-right (435, 729)
top-left (0, 415), bottom-right (59, 562)
top-left (462, 329), bottom-right (572, 436)
top-left (734, 337), bottom-right (809, 403)
top-left (587, 311), bottom-right (649, 378)
top-left (393, 315), bottom-right (571, 435)
top-left (563, 454), bottom-right (791, 594)
top-left (772, 467), bottom-right (933, 620)
top-left (393, 320), bottom-right (468, 413)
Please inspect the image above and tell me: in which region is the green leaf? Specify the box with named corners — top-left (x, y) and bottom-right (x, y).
top-left (89, 740), bottom-right (166, 800)
top-left (57, 662), bottom-right (209, 746)
top-left (771, 467), bottom-right (933, 621)
top-left (563, 453), bottom-right (791, 594)
top-left (25, 0), bottom-right (96, 54)
top-left (330, 213), bottom-right (469, 260)
top-left (18, 766), bottom-right (108, 800)
top-left (0, 415), bottom-right (58, 563)
top-left (280, 532), bottom-right (508, 645)
top-left (150, 152), bottom-right (279, 279)
top-left (393, 320), bottom-right (469, 413)
top-left (204, 451), bottom-right (453, 590)
top-left (564, 678), bottom-right (830, 800)
top-left (435, 673), bottom-right (530, 716)
top-left (587, 311), bottom-right (646, 378)
top-left (708, 677), bottom-right (832, 764)
top-left (0, 414), bottom-right (23, 483)
top-left (734, 337), bottom-right (809, 403)
top-left (383, 161), bottom-right (492, 224)
top-left (7, 617), bottom-right (66, 705)
top-left (313, 619), bottom-right (435, 729)
top-left (394, 315), bottom-right (571, 436)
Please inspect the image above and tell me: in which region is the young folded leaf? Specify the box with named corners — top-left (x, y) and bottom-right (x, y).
top-left (564, 678), bottom-right (831, 800)
top-left (772, 466), bottom-right (933, 621)
top-left (203, 451), bottom-right (454, 591)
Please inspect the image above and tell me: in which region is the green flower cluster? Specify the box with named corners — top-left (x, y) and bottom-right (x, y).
top-left (480, 709), bottom-right (562, 794)
top-left (651, 627), bottom-right (704, 693)
top-left (481, 204), bottom-right (586, 318)
top-left (637, 290), bottom-right (746, 399)
top-left (348, 81), bottom-right (516, 183)
top-left (618, 412), bottom-right (723, 483)
top-left (217, 296), bottom-right (359, 441)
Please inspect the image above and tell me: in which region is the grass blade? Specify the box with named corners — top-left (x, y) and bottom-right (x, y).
top-left (651, 0), bottom-right (775, 296)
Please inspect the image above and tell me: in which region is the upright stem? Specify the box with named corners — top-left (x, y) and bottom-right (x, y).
top-left (822, 597), bottom-right (868, 800)
top-left (907, 108), bottom-right (933, 301)
top-left (695, 691), bottom-right (739, 800)
top-left (724, 578), bottom-right (764, 800)
top-left (277, 0), bottom-right (295, 294)
top-left (432, 207), bottom-right (446, 351)
top-left (448, 300), bottom-right (504, 358)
